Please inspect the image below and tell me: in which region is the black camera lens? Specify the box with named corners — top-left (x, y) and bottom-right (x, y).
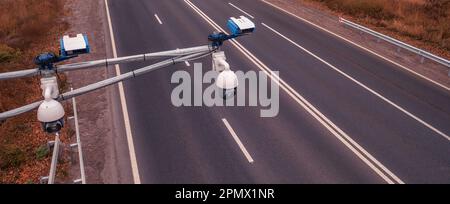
top-left (45, 123), bottom-right (61, 133)
top-left (43, 119), bottom-right (64, 134)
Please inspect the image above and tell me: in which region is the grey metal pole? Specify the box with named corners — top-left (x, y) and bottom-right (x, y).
top-left (0, 101), bottom-right (43, 121)
top-left (57, 45), bottom-right (213, 72)
top-left (0, 50), bottom-right (213, 121)
top-left (59, 51), bottom-right (210, 100)
top-left (48, 132), bottom-right (60, 184)
top-left (0, 45), bottom-right (213, 81)
top-left (0, 68), bottom-right (39, 80)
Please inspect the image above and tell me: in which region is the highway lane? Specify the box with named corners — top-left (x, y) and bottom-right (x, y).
top-left (106, 0), bottom-right (391, 183)
top-left (191, 0), bottom-right (450, 183)
top-left (229, 0), bottom-right (450, 132)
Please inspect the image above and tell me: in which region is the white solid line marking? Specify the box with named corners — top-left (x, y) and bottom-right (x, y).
top-left (228, 2), bottom-right (255, 19)
top-left (184, 0), bottom-right (403, 184)
top-left (261, 0), bottom-right (449, 91)
top-left (154, 14), bottom-right (163, 24)
top-left (105, 0), bottom-right (141, 184)
top-left (262, 22), bottom-right (450, 142)
top-left (222, 118), bottom-right (254, 163)
top-left (185, 61), bottom-right (191, 66)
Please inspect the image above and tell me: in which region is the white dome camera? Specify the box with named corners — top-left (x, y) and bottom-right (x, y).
top-left (216, 70), bottom-right (238, 100)
top-left (37, 99), bottom-right (65, 134)
top-left (212, 51), bottom-right (239, 100)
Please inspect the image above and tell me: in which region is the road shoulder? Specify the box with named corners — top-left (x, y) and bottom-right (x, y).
top-left (265, 0), bottom-right (450, 88)
top-left (64, 0), bottom-right (133, 184)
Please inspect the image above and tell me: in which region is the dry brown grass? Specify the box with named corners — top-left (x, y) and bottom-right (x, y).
top-left (0, 0), bottom-right (65, 49)
top-left (307, 0), bottom-right (450, 54)
top-left (0, 0), bottom-right (71, 184)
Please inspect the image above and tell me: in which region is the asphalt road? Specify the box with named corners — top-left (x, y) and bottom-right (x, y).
top-left (106, 0), bottom-right (450, 183)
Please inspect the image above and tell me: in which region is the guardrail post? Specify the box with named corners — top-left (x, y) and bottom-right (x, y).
top-left (69, 143), bottom-right (78, 164)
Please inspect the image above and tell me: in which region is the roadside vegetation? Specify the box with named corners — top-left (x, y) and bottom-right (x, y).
top-left (0, 0), bottom-right (71, 183)
top-left (305, 0), bottom-right (450, 57)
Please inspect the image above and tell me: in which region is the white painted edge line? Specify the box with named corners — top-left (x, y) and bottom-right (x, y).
top-left (261, 22), bottom-right (450, 142)
top-left (222, 118), bottom-right (254, 163)
top-left (185, 61), bottom-right (191, 66)
top-left (105, 0), bottom-right (141, 184)
top-left (260, 0), bottom-right (449, 91)
top-left (228, 2), bottom-right (255, 19)
top-left (154, 14), bottom-right (163, 25)
top-left (184, 0), bottom-right (403, 184)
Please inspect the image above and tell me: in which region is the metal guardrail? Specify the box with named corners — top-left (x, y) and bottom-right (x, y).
top-left (339, 17), bottom-right (450, 76)
top-left (69, 88), bottom-right (86, 184)
top-left (40, 90), bottom-right (86, 184)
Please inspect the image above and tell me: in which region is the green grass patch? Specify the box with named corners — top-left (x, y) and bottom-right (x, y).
top-left (35, 145), bottom-right (50, 160)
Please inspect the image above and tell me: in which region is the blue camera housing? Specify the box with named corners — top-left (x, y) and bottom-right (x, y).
top-left (227, 16), bottom-right (255, 36)
top-left (60, 34), bottom-right (90, 58)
